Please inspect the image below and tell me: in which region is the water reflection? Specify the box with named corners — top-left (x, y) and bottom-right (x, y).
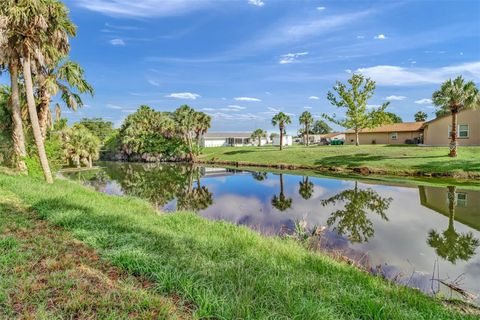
top-left (299, 176), bottom-right (314, 200)
top-left (321, 181), bottom-right (392, 243)
top-left (425, 186), bottom-right (480, 264)
top-left (271, 174), bottom-right (293, 212)
top-left (251, 171), bottom-right (267, 181)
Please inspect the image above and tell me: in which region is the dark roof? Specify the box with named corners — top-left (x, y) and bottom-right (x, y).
top-left (203, 132), bottom-right (252, 138)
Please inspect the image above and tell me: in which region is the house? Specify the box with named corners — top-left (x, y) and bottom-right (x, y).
top-left (308, 132), bottom-right (345, 144)
top-left (201, 132), bottom-right (266, 147)
top-left (272, 135), bottom-right (293, 146)
top-left (344, 122), bottom-right (424, 145)
top-left (422, 108), bottom-right (480, 146)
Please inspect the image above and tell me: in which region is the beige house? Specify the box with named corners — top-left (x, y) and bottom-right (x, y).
top-left (422, 108), bottom-right (480, 146)
top-left (344, 122), bottom-right (424, 145)
top-left (308, 132), bottom-right (345, 144)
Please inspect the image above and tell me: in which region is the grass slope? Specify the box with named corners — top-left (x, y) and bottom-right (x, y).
top-left (200, 145), bottom-right (480, 178)
top-left (0, 188), bottom-right (186, 319)
top-left (0, 174), bottom-right (474, 319)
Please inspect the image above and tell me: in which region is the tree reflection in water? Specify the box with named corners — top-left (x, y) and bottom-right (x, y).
top-left (321, 181), bottom-right (392, 243)
top-left (427, 186), bottom-right (480, 264)
top-left (271, 174), bottom-right (292, 212)
top-left (299, 176), bottom-right (314, 200)
top-left (251, 171), bottom-right (267, 181)
top-left (177, 167), bottom-right (213, 211)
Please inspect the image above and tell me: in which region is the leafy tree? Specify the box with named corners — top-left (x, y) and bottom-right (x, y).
top-left (385, 112), bottom-right (402, 123)
top-left (269, 132), bottom-right (278, 141)
top-left (311, 120), bottom-right (332, 134)
top-left (321, 181), bottom-right (391, 243)
top-left (271, 174), bottom-right (292, 212)
top-left (271, 112), bottom-right (292, 150)
top-left (298, 176), bottom-right (314, 200)
top-left (0, 86), bottom-right (13, 165)
top-left (414, 111), bottom-right (428, 122)
top-left (177, 167), bottom-right (213, 212)
top-left (194, 112), bottom-right (212, 145)
top-left (432, 76), bottom-right (479, 157)
top-left (251, 171), bottom-right (267, 181)
top-left (79, 118), bottom-right (114, 142)
top-left (427, 186), bottom-right (479, 264)
top-left (323, 74), bottom-right (392, 146)
top-left (299, 111), bottom-right (314, 146)
top-left (62, 124), bottom-right (100, 168)
top-left (251, 128), bottom-right (267, 146)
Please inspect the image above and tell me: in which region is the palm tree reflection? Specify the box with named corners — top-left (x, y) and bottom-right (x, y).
top-left (251, 171), bottom-right (268, 181)
top-left (299, 176), bottom-right (314, 200)
top-left (427, 186), bottom-right (479, 264)
top-left (271, 174), bottom-right (292, 212)
top-left (321, 181), bottom-right (391, 243)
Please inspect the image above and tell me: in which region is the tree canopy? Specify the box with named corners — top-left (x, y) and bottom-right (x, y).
top-left (414, 111), bottom-right (428, 122)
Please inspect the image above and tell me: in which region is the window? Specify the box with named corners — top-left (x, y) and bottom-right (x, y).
top-left (457, 193), bottom-right (468, 207)
top-left (390, 132), bottom-right (398, 140)
top-left (448, 124), bottom-right (469, 138)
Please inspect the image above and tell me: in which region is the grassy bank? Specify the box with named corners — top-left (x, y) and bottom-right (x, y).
top-left (0, 174), bottom-right (476, 319)
top-left (199, 145), bottom-right (480, 179)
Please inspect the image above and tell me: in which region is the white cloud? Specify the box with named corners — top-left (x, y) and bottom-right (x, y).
top-left (279, 52), bottom-right (309, 64)
top-left (385, 95), bottom-right (406, 101)
top-left (226, 105), bottom-right (246, 110)
top-left (248, 0), bottom-right (265, 7)
top-left (345, 69), bottom-right (352, 74)
top-left (316, 6), bottom-right (326, 10)
top-left (201, 108), bottom-right (215, 111)
top-left (148, 79), bottom-right (160, 87)
top-left (234, 97), bottom-right (261, 102)
top-left (304, 106), bottom-right (312, 109)
top-left (267, 107), bottom-right (280, 112)
top-left (308, 96), bottom-right (320, 100)
top-left (356, 35), bottom-right (365, 39)
top-left (374, 34), bottom-right (387, 40)
top-left (166, 92), bottom-right (201, 100)
top-left (121, 109), bottom-right (136, 113)
top-left (107, 104), bottom-right (123, 110)
top-left (109, 38), bottom-right (125, 46)
top-left (366, 104), bottom-right (380, 109)
top-left (356, 61), bottom-right (480, 86)
top-left (415, 98), bottom-right (432, 105)
top-left (76, 0), bottom-right (213, 17)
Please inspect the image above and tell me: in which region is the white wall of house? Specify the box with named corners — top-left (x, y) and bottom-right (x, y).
top-left (202, 138), bottom-right (228, 147)
top-left (272, 135), bottom-right (293, 146)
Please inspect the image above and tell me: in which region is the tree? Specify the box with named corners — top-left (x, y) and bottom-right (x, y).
top-left (414, 111), bottom-right (428, 122)
top-left (270, 132), bottom-right (278, 141)
top-left (251, 171), bottom-right (267, 181)
top-left (311, 120), bottom-right (332, 134)
top-left (427, 186), bottom-right (479, 264)
top-left (323, 74), bottom-right (392, 146)
top-left (299, 111), bottom-right (314, 146)
top-left (37, 60), bottom-right (94, 140)
top-left (321, 181), bottom-right (391, 243)
top-left (298, 176), bottom-right (314, 200)
top-left (271, 174), bottom-right (292, 212)
top-left (385, 112), bottom-right (402, 123)
top-left (432, 76), bottom-right (479, 157)
top-left (194, 112), bottom-right (211, 146)
top-left (251, 128), bottom-right (267, 146)
top-left (62, 125), bottom-right (100, 168)
top-left (172, 105), bottom-right (210, 160)
top-left (271, 112), bottom-right (291, 150)
top-left (78, 118), bottom-right (113, 142)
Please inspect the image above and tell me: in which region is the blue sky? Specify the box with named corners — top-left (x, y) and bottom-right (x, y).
top-left (4, 0), bottom-right (480, 133)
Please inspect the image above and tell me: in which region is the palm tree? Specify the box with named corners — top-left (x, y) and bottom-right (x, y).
top-left (251, 171), bottom-right (267, 181)
top-left (299, 111), bottom-right (313, 146)
top-left (299, 176), bottom-right (314, 200)
top-left (427, 186), bottom-right (479, 264)
top-left (321, 181), bottom-right (391, 243)
top-left (251, 128), bottom-right (267, 146)
top-left (194, 112), bottom-right (211, 146)
top-left (271, 174), bottom-right (292, 212)
top-left (172, 105), bottom-right (198, 161)
top-left (37, 60), bottom-right (94, 140)
top-left (62, 125), bottom-right (100, 168)
top-left (271, 112), bottom-right (291, 150)
top-left (0, 10), bottom-right (27, 173)
top-left (432, 76), bottom-right (479, 157)
top-left (414, 111), bottom-right (427, 122)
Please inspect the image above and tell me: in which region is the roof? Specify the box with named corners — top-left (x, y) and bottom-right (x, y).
top-left (203, 132), bottom-right (252, 139)
top-left (346, 122), bottom-right (425, 134)
top-left (322, 132), bottom-right (345, 139)
top-left (423, 108), bottom-right (479, 127)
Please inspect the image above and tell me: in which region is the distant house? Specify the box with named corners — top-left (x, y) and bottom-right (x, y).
top-left (344, 122), bottom-right (424, 145)
top-left (201, 132), bottom-right (266, 147)
top-left (309, 132), bottom-right (345, 144)
top-left (272, 135), bottom-right (293, 146)
top-left (422, 109), bottom-right (479, 146)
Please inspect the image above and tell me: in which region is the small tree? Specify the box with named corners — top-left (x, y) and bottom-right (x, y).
top-left (323, 74), bottom-right (391, 146)
top-left (432, 76), bottom-right (479, 157)
top-left (311, 120), bottom-right (332, 134)
top-left (414, 111), bottom-right (428, 122)
top-left (251, 128), bottom-right (267, 146)
top-left (299, 111), bottom-right (314, 146)
top-left (271, 112), bottom-right (292, 150)
top-left (385, 112), bottom-right (402, 123)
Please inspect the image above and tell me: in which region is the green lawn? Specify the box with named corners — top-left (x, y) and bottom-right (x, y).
top-left (0, 173), bottom-right (476, 319)
top-left (200, 145), bottom-right (480, 178)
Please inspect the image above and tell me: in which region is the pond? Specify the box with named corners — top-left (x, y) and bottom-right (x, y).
top-left (64, 162), bottom-right (480, 304)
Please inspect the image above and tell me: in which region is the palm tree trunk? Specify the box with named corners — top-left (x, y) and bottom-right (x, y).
top-left (258, 136), bottom-right (261, 147)
top-left (449, 110), bottom-right (458, 157)
top-left (23, 56), bottom-right (53, 183)
top-left (37, 88), bottom-right (51, 141)
top-left (447, 186), bottom-right (456, 231)
top-left (279, 125), bottom-right (283, 151)
top-left (8, 62), bottom-right (28, 173)
top-left (88, 155), bottom-right (93, 168)
top-left (279, 174), bottom-right (284, 197)
top-left (306, 123), bottom-right (309, 146)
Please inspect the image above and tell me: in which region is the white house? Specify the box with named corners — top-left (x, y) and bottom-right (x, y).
top-left (272, 135), bottom-right (293, 146)
top-left (201, 132), bottom-right (261, 147)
